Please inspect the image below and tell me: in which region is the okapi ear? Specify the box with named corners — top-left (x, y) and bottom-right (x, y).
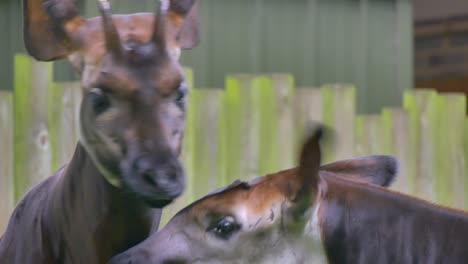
top-left (320, 155), bottom-right (398, 187)
top-left (288, 126), bottom-right (324, 220)
top-left (23, 0), bottom-right (85, 61)
top-left (168, 0), bottom-right (200, 49)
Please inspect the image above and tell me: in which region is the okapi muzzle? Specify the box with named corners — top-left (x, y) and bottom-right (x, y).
top-left (23, 0), bottom-right (200, 206)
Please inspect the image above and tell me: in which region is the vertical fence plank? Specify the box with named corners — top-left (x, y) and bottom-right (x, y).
top-left (254, 74), bottom-right (296, 175)
top-left (47, 82), bottom-right (82, 170)
top-left (436, 94), bottom-right (466, 208)
top-left (294, 88), bottom-right (322, 153)
top-left (354, 115), bottom-right (383, 156)
top-left (403, 90), bottom-right (438, 202)
top-left (252, 76), bottom-right (279, 176)
top-left (224, 75), bottom-right (260, 182)
top-left (321, 85), bottom-right (356, 163)
top-left (14, 55), bottom-right (54, 201)
top-left (269, 74), bottom-right (296, 170)
top-left (381, 108), bottom-right (412, 193)
top-left (0, 92), bottom-right (14, 233)
top-left (465, 118), bottom-right (468, 208)
top-left (190, 90), bottom-right (226, 200)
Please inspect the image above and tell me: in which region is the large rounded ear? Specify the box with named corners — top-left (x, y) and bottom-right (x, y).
top-left (320, 155), bottom-right (398, 187)
top-left (23, 0), bottom-right (85, 61)
top-left (168, 0), bottom-right (200, 49)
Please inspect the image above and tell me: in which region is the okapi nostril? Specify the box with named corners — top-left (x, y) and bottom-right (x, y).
top-left (142, 172), bottom-right (158, 188)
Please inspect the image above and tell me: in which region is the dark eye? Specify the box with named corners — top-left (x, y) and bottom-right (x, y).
top-left (210, 216), bottom-right (240, 240)
top-left (174, 82), bottom-right (188, 106)
top-left (90, 89), bottom-right (111, 114)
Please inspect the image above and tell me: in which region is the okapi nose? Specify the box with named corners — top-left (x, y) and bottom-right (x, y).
top-left (133, 156), bottom-right (183, 189)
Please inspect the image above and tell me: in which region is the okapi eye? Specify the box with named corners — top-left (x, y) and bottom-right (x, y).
top-left (210, 216), bottom-right (240, 240)
top-left (90, 89), bottom-right (111, 114)
top-left (174, 82), bottom-right (188, 105)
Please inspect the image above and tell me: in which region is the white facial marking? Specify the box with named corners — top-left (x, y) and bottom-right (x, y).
top-left (305, 202), bottom-right (322, 241)
top-left (170, 48), bottom-right (181, 61)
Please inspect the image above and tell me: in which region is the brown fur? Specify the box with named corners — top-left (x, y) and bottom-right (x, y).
top-left (1, 1), bottom-right (200, 263)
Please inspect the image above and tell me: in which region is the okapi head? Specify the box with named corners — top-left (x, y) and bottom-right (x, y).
top-left (109, 128), bottom-right (399, 264)
top-left (24, 0), bottom-right (200, 206)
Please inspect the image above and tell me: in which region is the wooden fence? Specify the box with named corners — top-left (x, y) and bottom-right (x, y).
top-left (0, 54), bottom-right (467, 232)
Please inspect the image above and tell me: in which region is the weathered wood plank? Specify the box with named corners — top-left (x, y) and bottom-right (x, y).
top-left (321, 85), bottom-right (356, 163)
top-left (381, 108), bottom-right (412, 194)
top-left (223, 75), bottom-right (260, 182)
top-left (465, 118), bottom-right (468, 208)
top-left (403, 90), bottom-right (438, 201)
top-left (293, 87), bottom-right (322, 154)
top-left (0, 92), bottom-right (14, 233)
top-left (14, 55), bottom-right (54, 201)
top-left (47, 82), bottom-right (82, 170)
top-left (189, 89), bottom-right (226, 200)
top-left (251, 76), bottom-right (278, 176)
top-left (269, 75), bottom-right (296, 170)
top-left (354, 114), bottom-right (383, 156)
top-left (435, 94), bottom-right (466, 208)
top-left (255, 74), bottom-right (296, 174)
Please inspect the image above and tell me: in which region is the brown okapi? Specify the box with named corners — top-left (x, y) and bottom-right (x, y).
top-left (0, 0), bottom-right (199, 263)
top-left (110, 128), bottom-right (468, 264)
top-left (109, 129), bottom-right (406, 264)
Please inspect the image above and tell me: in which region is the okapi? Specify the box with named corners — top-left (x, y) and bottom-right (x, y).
top-left (109, 129), bottom-right (408, 264)
top-left (111, 128), bottom-right (468, 264)
top-left (0, 0), bottom-right (199, 263)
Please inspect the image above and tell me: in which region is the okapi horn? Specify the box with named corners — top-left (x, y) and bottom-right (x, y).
top-left (98, 0), bottom-right (123, 57)
top-left (152, 0), bottom-right (169, 53)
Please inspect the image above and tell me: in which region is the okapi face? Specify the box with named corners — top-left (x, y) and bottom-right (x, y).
top-left (24, 0), bottom-right (200, 206)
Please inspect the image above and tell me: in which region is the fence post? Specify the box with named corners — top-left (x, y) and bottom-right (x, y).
top-left (0, 91), bottom-right (14, 233)
top-left (14, 54), bottom-right (55, 201)
top-left (321, 85), bottom-right (356, 163)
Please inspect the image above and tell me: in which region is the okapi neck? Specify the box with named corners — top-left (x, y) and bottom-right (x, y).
top-left (45, 143), bottom-right (159, 262)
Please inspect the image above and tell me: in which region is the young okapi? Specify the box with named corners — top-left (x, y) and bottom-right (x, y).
top-left (0, 0), bottom-right (199, 263)
top-left (109, 128), bottom-right (405, 264)
top-left (111, 127), bottom-right (468, 264)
